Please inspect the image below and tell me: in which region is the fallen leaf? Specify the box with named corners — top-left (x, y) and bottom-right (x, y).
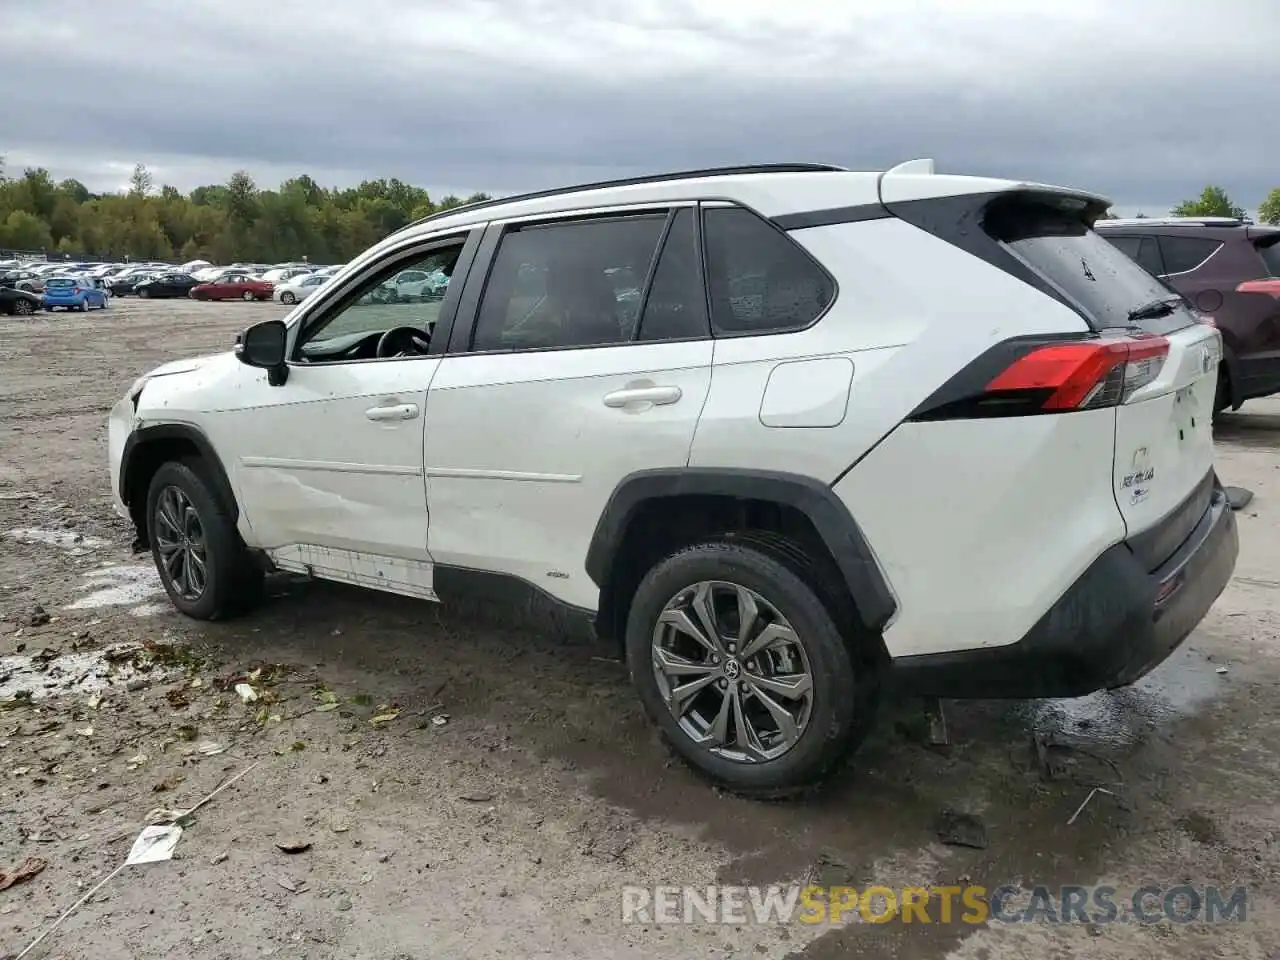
top-left (277, 877), bottom-right (308, 893)
top-left (210, 852), bottom-right (229, 865)
top-left (86, 693), bottom-right (102, 710)
top-left (290, 741), bottom-right (306, 752)
top-left (275, 839), bottom-right (312, 854)
top-left (430, 714), bottom-right (449, 727)
top-left (0, 857), bottom-right (47, 890)
top-left (196, 742), bottom-right (226, 756)
top-left (126, 753), bottom-right (148, 768)
top-left (314, 703), bottom-right (339, 713)
top-left (175, 724), bottom-right (199, 742)
top-left (370, 710), bottom-right (400, 725)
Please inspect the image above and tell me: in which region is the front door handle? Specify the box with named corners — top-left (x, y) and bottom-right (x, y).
top-left (602, 385), bottom-right (683, 408)
top-left (365, 403), bottom-right (419, 422)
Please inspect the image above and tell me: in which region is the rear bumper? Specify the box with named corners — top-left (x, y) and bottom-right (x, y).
top-left (893, 480), bottom-right (1238, 699)
top-left (42, 295), bottom-right (85, 306)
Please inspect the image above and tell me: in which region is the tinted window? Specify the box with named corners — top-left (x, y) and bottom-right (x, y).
top-left (636, 209), bottom-right (707, 342)
top-left (1257, 238), bottom-right (1280, 277)
top-left (987, 199), bottom-right (1196, 335)
top-left (1102, 235), bottom-right (1167, 278)
top-left (702, 207), bottom-right (833, 335)
top-left (471, 214), bottom-right (667, 351)
top-left (1158, 236), bottom-right (1221, 275)
top-left (46, 278), bottom-right (74, 288)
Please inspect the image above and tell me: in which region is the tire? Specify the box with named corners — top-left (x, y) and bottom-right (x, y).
top-left (242, 290), bottom-right (254, 301)
top-left (79, 299), bottom-right (89, 312)
top-left (280, 291), bottom-right (296, 305)
top-left (139, 288), bottom-right (150, 298)
top-left (12, 298), bottom-right (34, 316)
top-left (145, 460), bottom-right (264, 620)
top-left (624, 539), bottom-right (876, 798)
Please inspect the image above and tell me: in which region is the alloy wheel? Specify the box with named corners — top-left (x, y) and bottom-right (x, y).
top-left (153, 485), bottom-right (209, 602)
top-left (651, 580), bottom-right (814, 762)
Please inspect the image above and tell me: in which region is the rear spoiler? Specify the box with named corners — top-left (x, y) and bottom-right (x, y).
top-left (878, 158), bottom-right (1112, 226)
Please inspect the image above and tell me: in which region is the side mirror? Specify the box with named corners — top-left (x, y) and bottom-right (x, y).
top-left (236, 319), bottom-right (289, 386)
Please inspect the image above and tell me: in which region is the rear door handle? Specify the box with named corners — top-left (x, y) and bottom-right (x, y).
top-left (602, 385), bottom-right (683, 408)
top-left (365, 403), bottom-right (419, 421)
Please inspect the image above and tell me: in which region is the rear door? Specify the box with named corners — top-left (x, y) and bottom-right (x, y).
top-left (998, 207), bottom-right (1221, 541)
top-left (423, 204), bottom-right (713, 610)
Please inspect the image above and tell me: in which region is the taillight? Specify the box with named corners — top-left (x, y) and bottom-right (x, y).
top-left (985, 337), bottom-right (1168, 412)
top-left (71, 287), bottom-right (80, 294)
top-left (910, 335), bottom-right (1171, 422)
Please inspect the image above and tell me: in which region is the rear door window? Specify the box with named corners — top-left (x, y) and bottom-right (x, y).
top-left (986, 198), bottom-right (1197, 335)
top-left (1157, 236), bottom-right (1221, 275)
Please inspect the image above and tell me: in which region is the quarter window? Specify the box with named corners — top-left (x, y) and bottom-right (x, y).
top-left (702, 206), bottom-right (834, 335)
top-left (1157, 236), bottom-right (1221, 275)
top-left (470, 214), bottom-right (669, 352)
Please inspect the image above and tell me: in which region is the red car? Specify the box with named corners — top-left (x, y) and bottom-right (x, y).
top-left (190, 274), bottom-right (275, 302)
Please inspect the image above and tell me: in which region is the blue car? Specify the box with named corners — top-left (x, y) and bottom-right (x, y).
top-left (42, 275), bottom-right (108, 312)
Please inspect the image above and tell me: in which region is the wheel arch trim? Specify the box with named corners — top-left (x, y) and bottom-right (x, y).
top-left (585, 467), bottom-right (897, 633)
top-left (120, 422), bottom-right (239, 525)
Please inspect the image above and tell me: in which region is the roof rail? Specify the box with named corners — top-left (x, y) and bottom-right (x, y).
top-left (397, 162), bottom-right (848, 234)
top-left (1100, 216), bottom-right (1248, 228)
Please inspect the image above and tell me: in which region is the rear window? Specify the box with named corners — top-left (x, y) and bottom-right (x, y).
top-left (1256, 236), bottom-right (1280, 277)
top-left (985, 198), bottom-right (1196, 335)
top-left (45, 278), bottom-right (75, 288)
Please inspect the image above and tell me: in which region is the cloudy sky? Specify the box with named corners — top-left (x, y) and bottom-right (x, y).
top-left (3, 0), bottom-right (1277, 215)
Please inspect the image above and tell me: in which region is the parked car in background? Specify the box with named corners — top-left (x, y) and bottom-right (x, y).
top-left (389, 267), bottom-right (449, 301)
top-left (135, 273), bottom-right (202, 299)
top-left (1, 286), bottom-right (41, 316)
top-left (260, 266), bottom-right (314, 285)
top-left (274, 273), bottom-right (330, 304)
top-left (42, 276), bottom-right (109, 311)
top-left (190, 274), bottom-right (275, 302)
top-left (109, 272), bottom-right (156, 296)
top-left (1096, 216), bottom-right (1280, 413)
top-left (1, 269), bottom-right (46, 293)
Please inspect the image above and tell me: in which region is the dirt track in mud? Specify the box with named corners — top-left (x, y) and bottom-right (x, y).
top-left (2, 299), bottom-right (1280, 960)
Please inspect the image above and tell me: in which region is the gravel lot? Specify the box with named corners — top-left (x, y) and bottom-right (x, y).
top-left (2, 298), bottom-right (1279, 959)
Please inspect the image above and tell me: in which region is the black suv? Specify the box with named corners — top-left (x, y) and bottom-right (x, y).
top-left (1095, 217), bottom-right (1280, 412)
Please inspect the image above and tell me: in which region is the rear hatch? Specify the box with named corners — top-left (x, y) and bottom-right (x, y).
top-left (989, 196), bottom-right (1221, 557)
top-left (44, 278), bottom-right (77, 294)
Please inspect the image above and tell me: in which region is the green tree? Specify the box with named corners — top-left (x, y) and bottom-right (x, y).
top-left (0, 210), bottom-right (54, 250)
top-left (1172, 186), bottom-right (1245, 219)
top-left (1258, 189), bottom-right (1280, 226)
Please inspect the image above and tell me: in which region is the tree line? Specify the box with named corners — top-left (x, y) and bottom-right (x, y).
top-left (2, 159), bottom-right (1278, 263)
top-left (0, 161), bottom-right (491, 264)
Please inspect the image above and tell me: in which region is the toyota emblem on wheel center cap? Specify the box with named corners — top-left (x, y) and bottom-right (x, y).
top-left (723, 659), bottom-right (741, 680)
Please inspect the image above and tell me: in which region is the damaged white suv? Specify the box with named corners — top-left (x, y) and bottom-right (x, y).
top-left (108, 161), bottom-right (1238, 795)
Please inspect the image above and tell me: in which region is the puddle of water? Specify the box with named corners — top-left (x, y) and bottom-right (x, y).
top-left (1023, 645), bottom-right (1222, 747)
top-left (5, 527), bottom-right (109, 551)
top-left (0, 644), bottom-right (173, 701)
top-left (66, 564), bottom-right (164, 611)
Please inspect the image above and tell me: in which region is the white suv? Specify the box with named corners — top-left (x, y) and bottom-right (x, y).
top-left (107, 160), bottom-right (1238, 796)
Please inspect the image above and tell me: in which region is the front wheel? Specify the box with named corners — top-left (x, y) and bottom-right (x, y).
top-left (242, 290), bottom-right (254, 301)
top-left (280, 291), bottom-right (297, 304)
top-left (139, 288), bottom-right (150, 298)
top-left (625, 540), bottom-right (876, 797)
top-left (146, 460), bottom-right (263, 620)
top-left (12, 298), bottom-right (34, 316)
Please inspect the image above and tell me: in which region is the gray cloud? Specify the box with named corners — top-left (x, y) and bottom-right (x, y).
top-left (3, 0), bottom-right (1278, 212)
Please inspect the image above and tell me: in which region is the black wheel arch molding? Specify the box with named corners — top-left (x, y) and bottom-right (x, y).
top-left (120, 422), bottom-right (240, 538)
top-left (585, 467), bottom-right (898, 635)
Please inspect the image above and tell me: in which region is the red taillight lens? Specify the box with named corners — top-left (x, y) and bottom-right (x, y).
top-left (985, 336), bottom-right (1169, 411)
top-left (71, 287), bottom-right (80, 294)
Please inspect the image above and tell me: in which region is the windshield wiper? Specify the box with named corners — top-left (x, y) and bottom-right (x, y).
top-left (1128, 295), bottom-right (1184, 322)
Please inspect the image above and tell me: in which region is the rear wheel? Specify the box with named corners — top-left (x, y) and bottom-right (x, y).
top-left (79, 299), bottom-right (89, 312)
top-left (139, 288), bottom-right (150, 298)
top-left (280, 291), bottom-right (297, 305)
top-left (146, 460), bottom-right (263, 620)
top-left (242, 290), bottom-right (254, 301)
top-left (625, 540), bottom-right (876, 797)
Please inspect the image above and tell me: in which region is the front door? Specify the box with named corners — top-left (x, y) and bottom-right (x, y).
top-left (424, 206), bottom-right (713, 610)
top-left (216, 233), bottom-right (476, 598)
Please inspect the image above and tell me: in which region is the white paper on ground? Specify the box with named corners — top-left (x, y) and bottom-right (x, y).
top-left (126, 825), bottom-right (183, 864)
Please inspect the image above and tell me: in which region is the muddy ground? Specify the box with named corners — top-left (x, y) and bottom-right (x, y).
top-left (1, 298), bottom-right (1279, 959)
